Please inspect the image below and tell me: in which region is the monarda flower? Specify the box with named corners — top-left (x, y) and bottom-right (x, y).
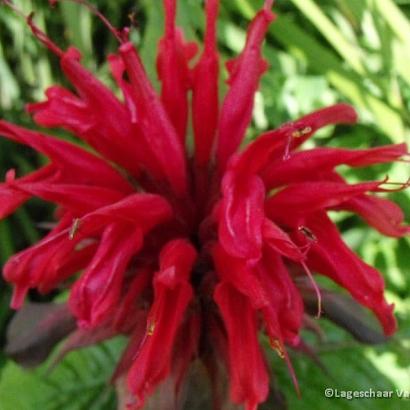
top-left (1, 0), bottom-right (409, 409)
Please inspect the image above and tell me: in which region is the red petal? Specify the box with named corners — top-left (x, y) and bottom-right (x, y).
top-left (262, 144), bottom-right (407, 188)
top-left (219, 172), bottom-right (265, 261)
top-left (81, 193), bottom-right (173, 233)
top-left (214, 282), bottom-right (269, 408)
top-left (28, 53), bottom-right (142, 176)
top-left (107, 54), bottom-right (170, 181)
top-left (39, 242), bottom-right (98, 294)
top-left (11, 182), bottom-right (125, 215)
top-left (212, 243), bottom-right (269, 309)
top-left (216, 6), bottom-right (275, 169)
top-left (257, 249), bottom-right (304, 345)
top-left (303, 213), bottom-right (396, 335)
top-left (157, 0), bottom-right (197, 141)
top-left (26, 86), bottom-right (90, 132)
top-left (120, 42), bottom-right (188, 195)
top-left (113, 268), bottom-right (152, 333)
top-left (266, 180), bottom-right (383, 224)
top-left (192, 0), bottom-right (219, 166)
top-left (5, 192), bottom-right (172, 308)
top-left (0, 120), bottom-right (133, 192)
top-left (286, 103), bottom-right (358, 150)
top-left (127, 239), bottom-right (197, 404)
top-left (262, 218), bottom-right (304, 261)
top-left (108, 54), bottom-right (139, 123)
top-left (237, 104), bottom-right (357, 174)
top-left (335, 194), bottom-right (410, 237)
top-left (111, 314), bottom-right (148, 382)
top-left (171, 312), bottom-right (200, 395)
top-left (69, 223), bottom-right (143, 327)
top-left (4, 215), bottom-right (76, 308)
top-left (0, 165), bottom-right (56, 219)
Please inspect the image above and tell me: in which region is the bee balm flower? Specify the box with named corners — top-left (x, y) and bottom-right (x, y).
top-left (1, 0), bottom-right (409, 409)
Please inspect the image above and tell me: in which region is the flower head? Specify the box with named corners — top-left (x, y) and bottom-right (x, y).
top-left (1, 0), bottom-right (409, 409)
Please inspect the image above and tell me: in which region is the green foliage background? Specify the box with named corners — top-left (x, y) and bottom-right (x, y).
top-left (0, 0), bottom-right (409, 409)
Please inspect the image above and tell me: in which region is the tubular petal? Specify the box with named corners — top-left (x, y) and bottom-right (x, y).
top-left (69, 223), bottom-right (143, 327)
top-left (214, 282), bottom-right (269, 408)
top-left (216, 4), bottom-right (275, 170)
top-left (262, 218), bottom-right (304, 262)
top-left (127, 240), bottom-right (197, 405)
top-left (4, 216), bottom-right (76, 307)
top-left (10, 182), bottom-right (125, 215)
top-left (212, 243), bottom-right (269, 309)
top-left (219, 172), bottom-right (265, 261)
top-left (0, 165), bottom-right (56, 219)
top-left (0, 120), bottom-right (133, 192)
top-left (303, 213), bottom-right (397, 335)
top-left (113, 269), bottom-right (152, 333)
top-left (157, 0), bottom-right (196, 142)
top-left (28, 50), bottom-right (145, 176)
top-left (81, 193), bottom-right (173, 233)
top-left (334, 194), bottom-right (410, 237)
top-left (257, 249), bottom-right (304, 345)
top-left (192, 0), bottom-right (219, 166)
top-left (262, 144), bottom-right (408, 188)
top-left (120, 42), bottom-right (188, 195)
top-left (266, 180), bottom-right (384, 224)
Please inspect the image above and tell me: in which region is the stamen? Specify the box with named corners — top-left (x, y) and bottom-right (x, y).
top-left (298, 225), bottom-right (318, 259)
top-left (291, 126), bottom-right (312, 138)
top-left (301, 261), bottom-right (322, 319)
top-left (267, 334), bottom-right (300, 395)
top-left (49, 0), bottom-right (124, 43)
top-left (298, 226), bottom-right (317, 243)
top-left (283, 136), bottom-right (292, 160)
top-left (378, 176), bottom-right (410, 192)
top-left (68, 218), bottom-right (81, 240)
top-left (147, 320), bottom-right (156, 336)
top-left (27, 13), bottom-right (64, 56)
top-left (36, 222), bottom-right (57, 230)
top-left (283, 126), bottom-right (313, 160)
top-left (269, 337), bottom-right (285, 359)
top-left (128, 11), bottom-right (139, 29)
top-left (282, 344), bottom-right (301, 398)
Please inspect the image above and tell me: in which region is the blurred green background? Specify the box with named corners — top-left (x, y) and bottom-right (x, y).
top-left (0, 0), bottom-right (409, 409)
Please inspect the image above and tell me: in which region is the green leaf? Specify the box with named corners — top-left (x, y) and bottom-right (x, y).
top-left (270, 15), bottom-right (407, 141)
top-left (290, 0), bottom-right (366, 75)
top-left (0, 338), bottom-right (126, 410)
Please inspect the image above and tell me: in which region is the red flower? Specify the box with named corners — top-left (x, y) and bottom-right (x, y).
top-left (1, 0), bottom-right (409, 409)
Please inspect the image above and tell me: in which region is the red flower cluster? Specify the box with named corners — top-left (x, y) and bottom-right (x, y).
top-left (1, 0), bottom-right (409, 409)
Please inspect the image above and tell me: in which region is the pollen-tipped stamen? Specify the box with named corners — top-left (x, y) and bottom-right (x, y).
top-left (301, 262), bottom-right (322, 319)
